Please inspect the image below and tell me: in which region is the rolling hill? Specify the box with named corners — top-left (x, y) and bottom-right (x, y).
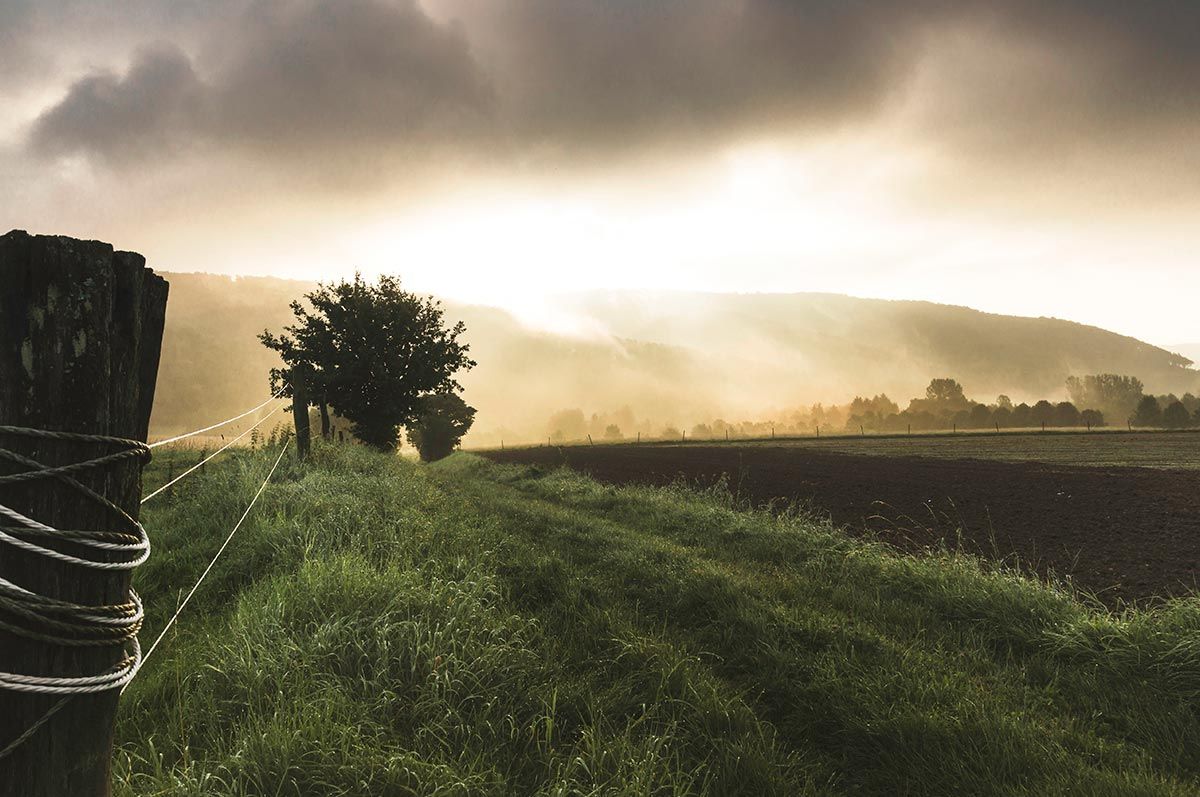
top-left (150, 275), bottom-right (1198, 445)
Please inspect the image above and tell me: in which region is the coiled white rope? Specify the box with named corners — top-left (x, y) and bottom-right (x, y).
top-left (0, 426), bottom-right (151, 758)
top-left (148, 390), bottom-right (284, 449)
top-left (0, 427), bottom-right (292, 758)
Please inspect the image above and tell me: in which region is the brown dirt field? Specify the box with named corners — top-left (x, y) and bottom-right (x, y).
top-left (480, 444), bottom-right (1200, 605)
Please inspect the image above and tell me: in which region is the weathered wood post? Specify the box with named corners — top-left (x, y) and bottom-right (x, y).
top-left (291, 364), bottom-right (311, 459)
top-left (0, 230), bottom-right (168, 797)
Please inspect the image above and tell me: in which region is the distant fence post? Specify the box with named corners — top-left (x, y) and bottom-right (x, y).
top-left (0, 230), bottom-right (168, 797)
top-left (291, 364), bottom-right (311, 459)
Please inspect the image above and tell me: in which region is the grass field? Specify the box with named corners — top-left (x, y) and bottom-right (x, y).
top-left (118, 443), bottom-right (1200, 795)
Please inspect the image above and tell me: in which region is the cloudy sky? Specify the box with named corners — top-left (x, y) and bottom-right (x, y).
top-left (2, 0), bottom-right (1197, 344)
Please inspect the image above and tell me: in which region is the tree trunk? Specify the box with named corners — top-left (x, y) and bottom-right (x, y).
top-left (318, 398), bottom-right (331, 440)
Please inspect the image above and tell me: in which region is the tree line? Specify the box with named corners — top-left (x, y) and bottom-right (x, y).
top-left (545, 373), bottom-right (1200, 443)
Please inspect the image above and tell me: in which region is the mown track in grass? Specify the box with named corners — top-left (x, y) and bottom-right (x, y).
top-left (118, 444), bottom-right (1200, 795)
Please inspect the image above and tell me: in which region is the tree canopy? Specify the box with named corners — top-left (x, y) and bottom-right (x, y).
top-left (1066, 374), bottom-right (1144, 422)
top-left (1132, 395), bottom-right (1163, 428)
top-left (406, 393), bottom-right (477, 461)
top-left (260, 274), bottom-right (475, 450)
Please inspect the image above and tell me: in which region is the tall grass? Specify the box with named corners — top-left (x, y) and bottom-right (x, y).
top-left (116, 444), bottom-right (1200, 795)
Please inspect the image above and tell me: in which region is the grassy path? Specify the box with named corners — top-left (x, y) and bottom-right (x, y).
top-left (113, 445), bottom-right (1200, 795)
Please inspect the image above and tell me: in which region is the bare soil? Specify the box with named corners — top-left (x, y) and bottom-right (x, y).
top-left (481, 444), bottom-right (1200, 605)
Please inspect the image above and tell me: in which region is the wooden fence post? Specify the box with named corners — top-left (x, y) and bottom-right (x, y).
top-left (0, 230), bottom-right (167, 797)
top-left (291, 364), bottom-right (311, 460)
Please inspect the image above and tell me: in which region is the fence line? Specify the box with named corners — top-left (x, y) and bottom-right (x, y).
top-left (141, 404), bottom-right (286, 504)
top-left (148, 390), bottom-right (284, 449)
top-left (1, 431), bottom-right (291, 758)
top-left (128, 437), bottom-right (291, 688)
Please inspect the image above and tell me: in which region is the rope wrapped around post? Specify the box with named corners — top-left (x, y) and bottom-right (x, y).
top-left (0, 426), bottom-right (151, 759)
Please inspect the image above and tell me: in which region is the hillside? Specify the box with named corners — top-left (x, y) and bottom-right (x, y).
top-left (150, 275), bottom-right (1199, 445)
top-left (1168, 344), bottom-right (1200, 364)
top-left (562, 291), bottom-right (1199, 407)
top-left (118, 443), bottom-right (1200, 795)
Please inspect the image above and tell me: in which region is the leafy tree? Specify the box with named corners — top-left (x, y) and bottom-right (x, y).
top-left (1065, 374), bottom-right (1144, 422)
top-left (968, 403), bottom-right (992, 429)
top-left (548, 409), bottom-right (587, 442)
top-left (992, 406), bottom-right (1012, 428)
top-left (603, 424), bottom-right (623, 440)
top-left (1080, 409), bottom-right (1105, 428)
top-left (1162, 400), bottom-right (1191, 429)
top-left (1055, 401), bottom-right (1081, 427)
top-left (995, 394), bottom-right (1013, 411)
top-left (260, 274), bottom-right (475, 451)
top-left (1132, 395), bottom-right (1163, 427)
top-left (926, 378), bottom-right (966, 404)
top-left (406, 393), bottom-right (476, 461)
top-left (1011, 403), bottom-right (1032, 427)
top-left (1031, 400), bottom-right (1055, 427)
top-left (907, 378), bottom-right (970, 419)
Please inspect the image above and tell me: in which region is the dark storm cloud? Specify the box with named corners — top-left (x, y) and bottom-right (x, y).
top-left (453, 0), bottom-right (927, 146)
top-left (31, 46), bottom-right (206, 162)
top-left (20, 0), bottom-right (1200, 181)
top-left (27, 0), bottom-right (493, 167)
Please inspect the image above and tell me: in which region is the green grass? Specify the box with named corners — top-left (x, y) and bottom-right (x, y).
top-left (117, 443), bottom-right (1200, 795)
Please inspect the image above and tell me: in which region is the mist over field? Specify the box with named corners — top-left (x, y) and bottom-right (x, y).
top-left (150, 272), bottom-right (1199, 447)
